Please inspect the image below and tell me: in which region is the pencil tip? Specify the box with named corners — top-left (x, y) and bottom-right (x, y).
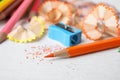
top-left (0, 31), bottom-right (7, 43)
top-left (44, 53), bottom-right (54, 58)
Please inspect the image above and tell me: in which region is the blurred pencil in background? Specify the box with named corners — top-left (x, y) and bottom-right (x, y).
top-left (0, 0), bottom-right (23, 20)
top-left (28, 0), bottom-right (41, 20)
top-left (0, 0), bottom-right (15, 13)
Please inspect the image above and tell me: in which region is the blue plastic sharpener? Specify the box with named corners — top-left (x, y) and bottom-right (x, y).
top-left (48, 23), bottom-right (82, 47)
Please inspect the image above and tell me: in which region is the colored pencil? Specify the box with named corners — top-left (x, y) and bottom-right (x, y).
top-left (28, 0), bottom-right (41, 20)
top-left (0, 0), bottom-right (15, 13)
top-left (45, 37), bottom-right (120, 58)
top-left (0, 0), bottom-right (33, 43)
top-left (0, 0), bottom-right (23, 20)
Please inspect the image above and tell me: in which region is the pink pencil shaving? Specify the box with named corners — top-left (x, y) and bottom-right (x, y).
top-left (0, 0), bottom-right (33, 43)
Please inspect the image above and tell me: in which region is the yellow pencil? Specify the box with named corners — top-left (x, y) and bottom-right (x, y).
top-left (0, 0), bottom-right (15, 13)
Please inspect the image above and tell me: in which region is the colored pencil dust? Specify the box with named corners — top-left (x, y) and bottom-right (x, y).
top-left (24, 44), bottom-right (64, 64)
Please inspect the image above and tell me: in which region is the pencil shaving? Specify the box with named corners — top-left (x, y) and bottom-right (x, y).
top-left (7, 16), bottom-right (45, 43)
top-left (82, 3), bottom-right (119, 40)
top-left (38, 0), bottom-right (71, 29)
top-left (67, 2), bottom-right (81, 28)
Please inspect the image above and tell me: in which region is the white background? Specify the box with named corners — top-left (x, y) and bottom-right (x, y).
top-left (0, 0), bottom-right (120, 80)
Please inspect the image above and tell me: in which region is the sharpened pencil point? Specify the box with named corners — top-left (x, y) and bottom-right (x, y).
top-left (0, 31), bottom-right (7, 43)
top-left (44, 53), bottom-right (54, 58)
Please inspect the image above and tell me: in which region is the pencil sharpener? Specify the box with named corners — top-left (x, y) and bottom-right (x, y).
top-left (48, 23), bottom-right (82, 47)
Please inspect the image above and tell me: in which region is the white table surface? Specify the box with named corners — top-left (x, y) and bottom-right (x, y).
top-left (0, 0), bottom-right (120, 80)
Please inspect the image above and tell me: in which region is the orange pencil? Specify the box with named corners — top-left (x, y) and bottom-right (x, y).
top-left (45, 37), bottom-right (120, 58)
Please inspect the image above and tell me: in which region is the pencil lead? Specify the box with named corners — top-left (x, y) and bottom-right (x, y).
top-left (44, 53), bottom-right (54, 58)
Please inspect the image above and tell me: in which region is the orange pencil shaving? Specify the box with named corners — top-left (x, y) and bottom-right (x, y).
top-left (45, 37), bottom-right (120, 58)
top-left (0, 0), bottom-right (15, 13)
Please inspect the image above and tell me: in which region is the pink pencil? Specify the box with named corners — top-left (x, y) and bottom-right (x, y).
top-left (0, 0), bottom-right (33, 43)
